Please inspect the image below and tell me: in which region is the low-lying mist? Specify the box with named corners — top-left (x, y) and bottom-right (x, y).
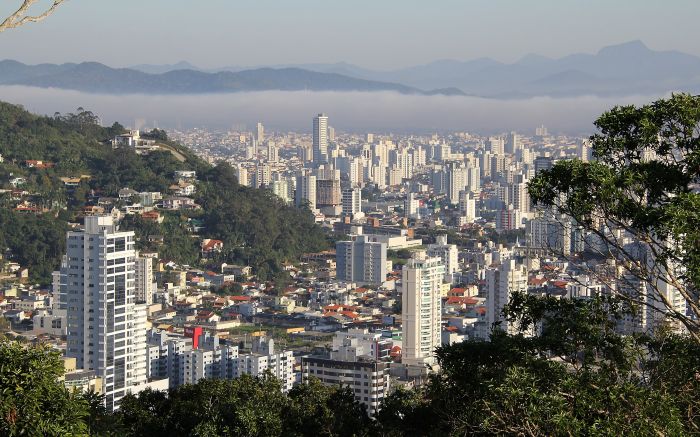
top-left (0, 86), bottom-right (665, 135)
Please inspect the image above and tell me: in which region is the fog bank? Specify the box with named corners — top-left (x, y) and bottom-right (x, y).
top-left (0, 86), bottom-right (665, 135)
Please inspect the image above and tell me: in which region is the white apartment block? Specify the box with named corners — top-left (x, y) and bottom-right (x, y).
top-left (427, 234), bottom-right (459, 284)
top-left (295, 170), bottom-right (317, 210)
top-left (303, 331), bottom-right (391, 415)
top-left (336, 235), bottom-right (388, 286)
top-left (486, 258), bottom-right (528, 335)
top-left (184, 346), bottom-right (239, 384)
top-left (342, 187), bottom-right (362, 216)
top-left (235, 337), bottom-right (295, 392)
top-left (401, 252), bottom-right (445, 366)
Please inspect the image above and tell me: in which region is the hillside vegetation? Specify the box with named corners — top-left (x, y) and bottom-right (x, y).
top-left (0, 102), bottom-right (328, 282)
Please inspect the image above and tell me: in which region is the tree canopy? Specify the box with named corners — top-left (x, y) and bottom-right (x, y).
top-left (0, 341), bottom-right (88, 436)
top-left (5, 294), bottom-right (699, 436)
top-left (529, 93), bottom-right (700, 340)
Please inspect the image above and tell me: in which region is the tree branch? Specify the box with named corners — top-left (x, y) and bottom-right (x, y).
top-left (0, 0), bottom-right (65, 32)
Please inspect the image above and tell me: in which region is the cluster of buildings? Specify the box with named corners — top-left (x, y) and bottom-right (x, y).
top-left (1, 114), bottom-right (693, 414)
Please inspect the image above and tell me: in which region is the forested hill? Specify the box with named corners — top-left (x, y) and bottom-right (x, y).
top-left (0, 101), bottom-right (328, 283)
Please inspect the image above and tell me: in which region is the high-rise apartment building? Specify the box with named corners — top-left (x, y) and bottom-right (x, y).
top-left (255, 122), bottom-right (265, 143)
top-left (401, 252), bottom-right (445, 366)
top-left (342, 187), bottom-right (362, 216)
top-left (316, 178), bottom-right (342, 207)
top-left (405, 192), bottom-right (420, 219)
top-left (336, 235), bottom-right (387, 285)
top-left (535, 124), bottom-right (548, 137)
top-left (295, 170), bottom-right (317, 210)
top-left (235, 165), bottom-right (249, 187)
top-left (60, 216), bottom-right (148, 410)
top-left (459, 191), bottom-right (476, 222)
top-left (427, 235), bottom-right (459, 283)
top-left (487, 136), bottom-right (505, 155)
top-left (267, 141), bottom-right (278, 162)
top-left (446, 162), bottom-right (467, 205)
top-left (302, 330), bottom-right (391, 415)
top-left (486, 258), bottom-right (528, 334)
top-left (313, 113), bottom-right (329, 166)
top-left (505, 132), bottom-right (521, 155)
top-left (134, 255), bottom-right (155, 305)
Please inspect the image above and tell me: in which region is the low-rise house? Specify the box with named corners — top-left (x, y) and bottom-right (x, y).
top-left (59, 177), bottom-right (83, 187)
top-left (83, 205), bottom-right (105, 216)
top-left (9, 177), bottom-right (26, 187)
top-left (195, 310), bottom-right (220, 324)
top-left (174, 170), bottom-right (197, 180)
top-left (169, 181), bottom-right (196, 197)
top-left (141, 211), bottom-right (164, 223)
top-left (221, 264), bottom-right (252, 278)
top-left (204, 271), bottom-right (235, 287)
top-left (24, 160), bottom-right (55, 169)
top-left (118, 188), bottom-right (139, 201)
top-left (201, 239), bottom-right (224, 257)
top-left (162, 196), bottom-right (198, 210)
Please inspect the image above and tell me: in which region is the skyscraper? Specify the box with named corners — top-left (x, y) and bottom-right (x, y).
top-left (401, 252), bottom-right (445, 366)
top-left (312, 113), bottom-right (329, 166)
top-left (459, 191), bottom-right (476, 222)
top-left (60, 216), bottom-right (148, 410)
top-left (255, 122), bottom-right (265, 143)
top-left (446, 162), bottom-right (467, 205)
top-left (505, 132), bottom-right (521, 155)
top-left (316, 178), bottom-right (341, 208)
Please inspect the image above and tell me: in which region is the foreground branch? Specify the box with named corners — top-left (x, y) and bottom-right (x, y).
top-left (0, 0), bottom-right (65, 32)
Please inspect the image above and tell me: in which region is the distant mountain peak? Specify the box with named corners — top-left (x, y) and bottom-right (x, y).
top-left (597, 40), bottom-right (651, 56)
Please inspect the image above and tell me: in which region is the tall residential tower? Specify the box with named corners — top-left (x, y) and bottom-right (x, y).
top-left (401, 252), bottom-right (445, 366)
top-left (60, 216), bottom-right (148, 410)
top-left (312, 113), bottom-right (329, 166)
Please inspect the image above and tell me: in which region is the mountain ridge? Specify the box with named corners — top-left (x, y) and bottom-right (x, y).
top-left (128, 40), bottom-right (700, 98)
top-left (0, 60), bottom-right (462, 96)
top-left (4, 41), bottom-right (700, 97)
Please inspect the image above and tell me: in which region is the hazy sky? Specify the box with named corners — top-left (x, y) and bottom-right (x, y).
top-left (0, 0), bottom-right (698, 69)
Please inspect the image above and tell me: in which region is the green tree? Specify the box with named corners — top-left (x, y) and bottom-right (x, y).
top-left (388, 294), bottom-right (694, 436)
top-left (284, 378), bottom-right (372, 436)
top-left (0, 340), bottom-right (88, 436)
top-left (529, 93), bottom-right (700, 340)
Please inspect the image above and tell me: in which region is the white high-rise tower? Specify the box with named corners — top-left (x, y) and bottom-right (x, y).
top-left (313, 113), bottom-right (329, 166)
top-left (60, 216), bottom-right (148, 410)
top-left (401, 252), bottom-right (445, 366)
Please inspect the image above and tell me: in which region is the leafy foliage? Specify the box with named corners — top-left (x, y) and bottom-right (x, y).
top-left (104, 375), bottom-right (370, 437)
top-left (0, 208), bottom-right (68, 281)
top-left (197, 163), bottom-right (329, 279)
top-left (529, 93), bottom-right (700, 338)
top-left (0, 341), bottom-right (88, 436)
top-left (376, 295), bottom-right (698, 436)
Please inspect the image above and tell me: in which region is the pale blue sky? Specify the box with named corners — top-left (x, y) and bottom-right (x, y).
top-left (0, 0), bottom-right (698, 69)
